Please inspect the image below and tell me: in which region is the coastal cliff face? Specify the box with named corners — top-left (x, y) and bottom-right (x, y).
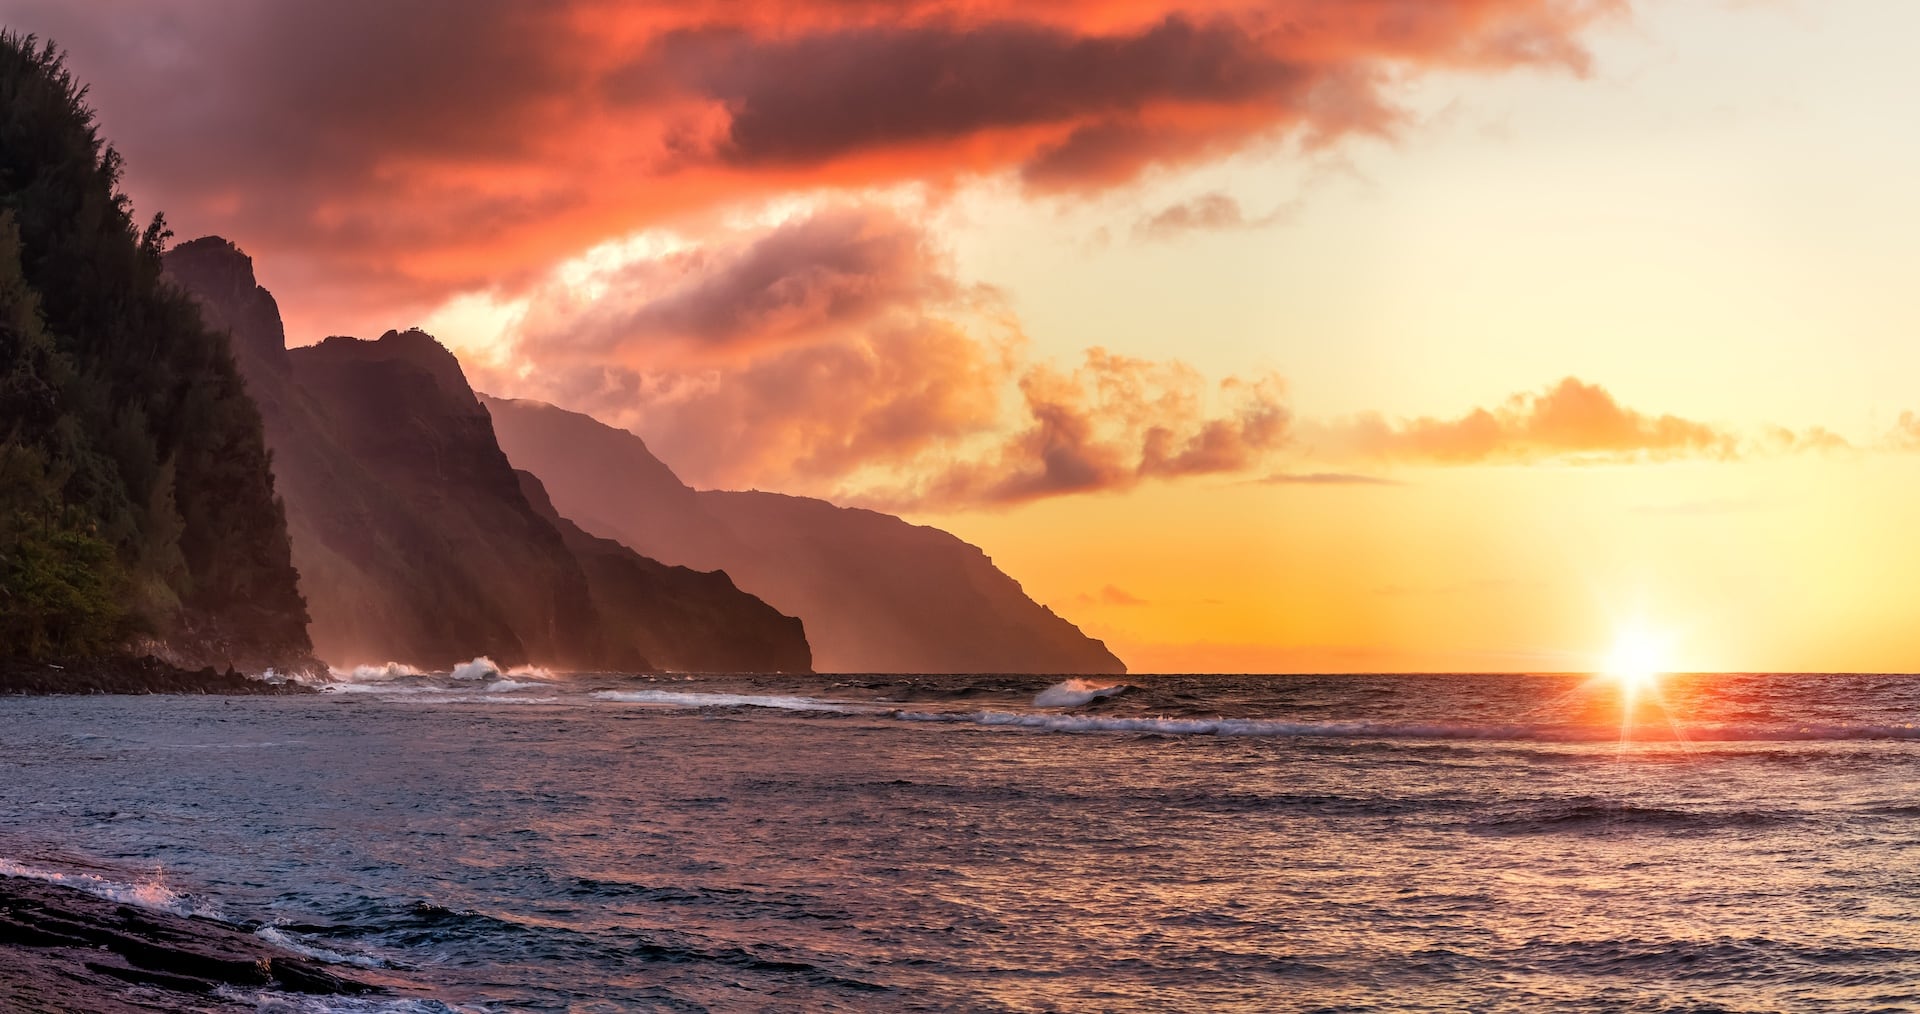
top-left (284, 328), bottom-right (608, 668)
top-left (164, 238), bottom-right (810, 672)
top-left (483, 396), bottom-right (1127, 675)
top-left (516, 471), bottom-right (811, 673)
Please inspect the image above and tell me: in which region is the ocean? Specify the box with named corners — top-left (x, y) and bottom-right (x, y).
top-left (3, 669), bottom-right (1919, 1012)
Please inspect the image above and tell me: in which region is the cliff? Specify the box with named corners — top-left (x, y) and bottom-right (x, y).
top-left (165, 238), bottom-right (809, 672)
top-left (0, 36), bottom-right (310, 670)
top-left (482, 396), bottom-right (1127, 674)
top-left (283, 328), bottom-right (608, 667)
top-left (515, 471), bottom-right (810, 673)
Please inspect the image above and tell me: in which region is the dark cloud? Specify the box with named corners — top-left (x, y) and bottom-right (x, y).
top-left (517, 207), bottom-right (959, 361)
top-left (0, 0), bottom-right (1619, 337)
top-left (644, 16), bottom-right (1308, 167)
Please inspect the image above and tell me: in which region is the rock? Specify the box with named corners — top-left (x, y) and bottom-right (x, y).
top-left (0, 656), bottom-right (313, 696)
top-left (0, 874), bottom-right (387, 1012)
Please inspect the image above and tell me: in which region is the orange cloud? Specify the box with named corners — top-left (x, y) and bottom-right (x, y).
top-left (892, 350), bottom-right (1290, 506)
top-left (1324, 377), bottom-right (1740, 464)
top-left (8, 0), bottom-right (1623, 338)
top-left (1889, 413), bottom-right (1920, 451)
top-left (467, 206), bottom-right (1288, 505)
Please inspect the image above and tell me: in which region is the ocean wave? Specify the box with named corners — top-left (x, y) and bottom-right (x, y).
top-left (889, 711), bottom-right (1920, 743)
top-left (0, 857), bottom-right (219, 919)
top-left (1477, 800), bottom-right (1796, 834)
top-left (326, 662), bottom-right (423, 684)
top-left (254, 925), bottom-right (393, 969)
top-left (320, 682), bottom-right (438, 696)
top-left (893, 711), bottom-right (1556, 739)
top-left (1033, 678), bottom-right (1133, 708)
top-left (450, 657), bottom-right (557, 681)
top-left (1508, 935), bottom-right (1920, 984)
top-left (449, 657), bottom-right (498, 681)
top-left (590, 689), bottom-right (863, 713)
top-left (242, 991), bottom-right (473, 1014)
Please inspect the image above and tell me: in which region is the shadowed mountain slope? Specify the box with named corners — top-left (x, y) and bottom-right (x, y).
top-left (165, 237), bottom-right (809, 672)
top-left (482, 396), bottom-right (1126, 675)
top-left (515, 471), bottom-right (810, 673)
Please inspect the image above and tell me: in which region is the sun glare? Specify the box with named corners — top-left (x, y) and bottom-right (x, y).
top-left (1605, 625), bottom-right (1671, 691)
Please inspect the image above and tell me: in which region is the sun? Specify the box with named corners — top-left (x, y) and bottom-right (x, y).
top-left (1604, 625), bottom-right (1672, 691)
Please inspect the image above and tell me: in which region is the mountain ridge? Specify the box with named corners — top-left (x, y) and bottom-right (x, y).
top-left (165, 237), bottom-right (811, 672)
top-left (482, 395), bottom-right (1126, 675)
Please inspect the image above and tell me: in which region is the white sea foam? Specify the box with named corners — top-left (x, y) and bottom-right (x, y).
top-left (321, 682), bottom-right (437, 696)
top-left (449, 657), bottom-right (500, 681)
top-left (1033, 678), bottom-right (1132, 708)
top-left (485, 679), bottom-right (543, 693)
top-left (327, 662), bottom-right (423, 684)
top-left (590, 689), bottom-right (862, 713)
top-left (241, 991), bottom-right (474, 1013)
top-left (0, 857), bottom-right (218, 918)
top-left (255, 925), bottom-right (391, 969)
top-left (447, 658), bottom-right (555, 681)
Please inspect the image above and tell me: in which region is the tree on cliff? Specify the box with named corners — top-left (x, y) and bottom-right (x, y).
top-left (0, 32), bottom-right (309, 661)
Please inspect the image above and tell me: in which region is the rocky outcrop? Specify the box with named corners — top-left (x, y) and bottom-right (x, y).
top-left (164, 238), bottom-right (810, 673)
top-left (158, 238), bottom-right (291, 376)
top-left (0, 655), bottom-right (314, 695)
top-left (483, 396), bottom-right (1127, 674)
top-left (0, 874), bottom-right (379, 1012)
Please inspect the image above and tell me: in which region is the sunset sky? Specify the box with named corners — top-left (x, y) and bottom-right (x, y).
top-left (12, 0), bottom-right (1920, 673)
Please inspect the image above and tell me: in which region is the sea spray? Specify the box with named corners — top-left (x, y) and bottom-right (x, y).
top-left (1033, 678), bottom-right (1133, 708)
top-left (0, 858), bottom-right (215, 919)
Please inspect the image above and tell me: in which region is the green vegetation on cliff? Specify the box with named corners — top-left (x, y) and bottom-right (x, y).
top-left (0, 33), bottom-right (309, 662)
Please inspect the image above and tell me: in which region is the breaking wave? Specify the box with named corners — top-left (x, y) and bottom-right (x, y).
top-left (1033, 678), bottom-right (1133, 708)
top-left (590, 689), bottom-right (864, 713)
top-left (328, 662), bottom-right (423, 684)
top-left (312, 657), bottom-right (557, 694)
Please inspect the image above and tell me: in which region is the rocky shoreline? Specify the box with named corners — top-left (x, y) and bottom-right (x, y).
top-left (0, 656), bottom-right (315, 696)
top-left (0, 873), bottom-right (382, 1012)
